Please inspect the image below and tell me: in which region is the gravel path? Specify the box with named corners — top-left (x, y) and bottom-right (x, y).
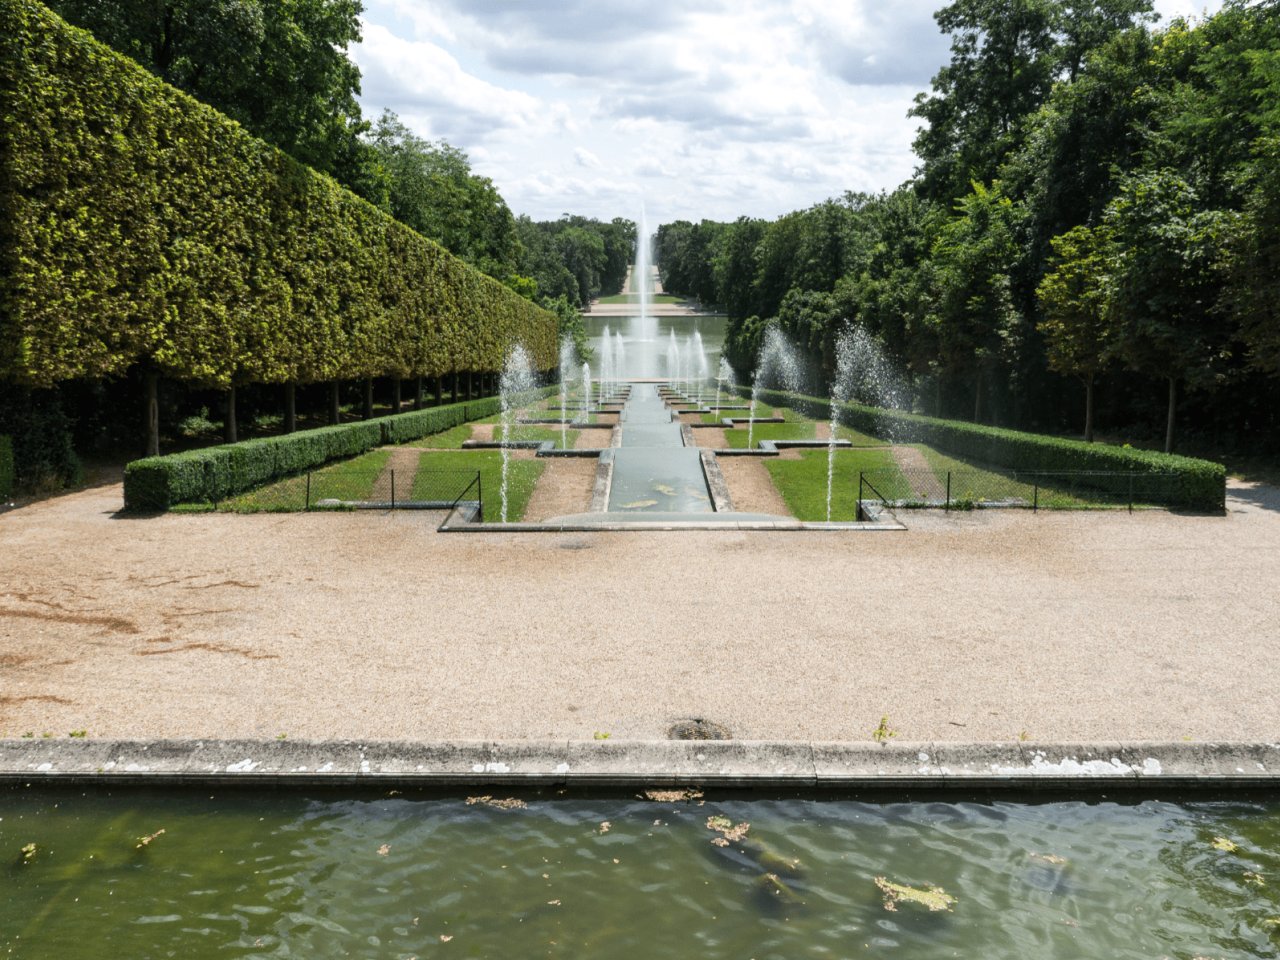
top-left (717, 458), bottom-right (793, 517)
top-left (523, 459), bottom-right (597, 521)
top-left (0, 481), bottom-right (1276, 743)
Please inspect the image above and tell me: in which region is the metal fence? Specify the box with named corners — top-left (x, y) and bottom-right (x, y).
top-left (856, 469), bottom-right (1183, 515)
top-left (200, 468), bottom-right (482, 515)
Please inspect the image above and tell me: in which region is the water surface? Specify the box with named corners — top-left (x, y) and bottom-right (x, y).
top-left (4, 788), bottom-right (1279, 958)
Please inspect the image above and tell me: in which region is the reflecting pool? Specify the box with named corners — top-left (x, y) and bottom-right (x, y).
top-left (4, 787), bottom-right (1279, 958)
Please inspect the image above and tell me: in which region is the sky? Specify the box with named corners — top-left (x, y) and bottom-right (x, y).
top-left (352, 0), bottom-right (1225, 227)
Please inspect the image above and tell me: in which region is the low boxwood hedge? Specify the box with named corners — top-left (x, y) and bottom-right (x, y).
top-left (0, 435), bottom-right (13, 500)
top-left (736, 386), bottom-right (1226, 509)
top-left (123, 396), bottom-right (513, 510)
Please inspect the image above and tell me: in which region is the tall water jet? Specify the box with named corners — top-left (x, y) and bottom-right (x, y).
top-left (600, 324), bottom-right (614, 404)
top-left (636, 204), bottom-right (652, 343)
top-left (499, 345), bottom-right (536, 522)
top-left (558, 335), bottom-right (574, 450)
top-left (694, 330), bottom-right (709, 398)
top-left (666, 331), bottom-right (679, 390)
top-left (826, 325), bottom-right (908, 519)
top-left (581, 362), bottom-right (591, 426)
top-left (748, 326), bottom-right (805, 450)
top-left (614, 332), bottom-right (626, 390)
top-left (714, 356), bottom-right (734, 419)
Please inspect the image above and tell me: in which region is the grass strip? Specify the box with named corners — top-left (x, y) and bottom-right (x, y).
top-left (410, 450), bottom-right (545, 522)
top-left (764, 448), bottom-right (908, 521)
top-left (170, 449), bottom-right (392, 512)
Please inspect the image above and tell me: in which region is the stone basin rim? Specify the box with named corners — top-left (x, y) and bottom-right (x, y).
top-left (3, 739), bottom-right (1277, 789)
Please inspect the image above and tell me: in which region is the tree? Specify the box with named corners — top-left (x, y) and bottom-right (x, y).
top-left (910, 0), bottom-right (1156, 205)
top-left (48, 0), bottom-right (383, 202)
top-left (1101, 171), bottom-right (1236, 452)
top-left (930, 182), bottom-right (1026, 422)
top-left (367, 111), bottom-right (520, 280)
top-left (1037, 226), bottom-right (1112, 439)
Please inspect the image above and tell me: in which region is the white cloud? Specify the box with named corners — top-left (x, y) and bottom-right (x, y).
top-left (354, 0), bottom-right (1209, 224)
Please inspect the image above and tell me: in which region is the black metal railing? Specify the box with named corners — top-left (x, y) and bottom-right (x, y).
top-left (855, 468), bottom-right (1182, 512)
top-left (187, 467), bottom-right (482, 514)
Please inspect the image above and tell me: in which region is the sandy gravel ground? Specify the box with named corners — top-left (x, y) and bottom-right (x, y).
top-left (718, 458), bottom-right (793, 518)
top-left (695, 427), bottom-right (728, 448)
top-left (574, 429), bottom-right (613, 451)
top-left (524, 460), bottom-right (597, 521)
top-left (0, 480), bottom-right (1277, 743)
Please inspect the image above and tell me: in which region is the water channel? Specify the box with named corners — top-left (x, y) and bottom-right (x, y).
top-left (5, 787), bottom-right (1279, 958)
top-left (609, 383), bottom-right (712, 515)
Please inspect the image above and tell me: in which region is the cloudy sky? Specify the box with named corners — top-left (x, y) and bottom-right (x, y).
top-left (352, 0), bottom-right (1223, 226)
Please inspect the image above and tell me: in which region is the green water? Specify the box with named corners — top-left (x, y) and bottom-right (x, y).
top-left (4, 787), bottom-right (1279, 958)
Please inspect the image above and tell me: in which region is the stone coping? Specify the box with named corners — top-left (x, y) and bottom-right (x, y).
top-left (2, 740), bottom-right (1276, 789)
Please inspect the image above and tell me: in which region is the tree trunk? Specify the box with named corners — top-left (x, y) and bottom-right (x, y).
top-left (144, 371), bottom-right (160, 458)
top-left (935, 375), bottom-right (942, 418)
top-left (434, 375), bottom-right (444, 407)
top-left (465, 371), bottom-right (473, 402)
top-left (1084, 373), bottom-right (1094, 443)
top-left (392, 378), bottom-right (401, 416)
top-left (362, 378), bottom-right (374, 420)
top-left (329, 382), bottom-right (340, 425)
top-left (973, 370), bottom-right (982, 423)
top-left (452, 371), bottom-right (459, 405)
top-left (284, 383), bottom-right (296, 434)
top-left (224, 385), bottom-right (237, 444)
top-left (1165, 377), bottom-right (1176, 454)
top-left (414, 376), bottom-right (423, 411)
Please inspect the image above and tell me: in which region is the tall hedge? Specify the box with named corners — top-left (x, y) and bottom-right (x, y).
top-left (739, 386), bottom-right (1227, 509)
top-left (0, 0), bottom-right (557, 391)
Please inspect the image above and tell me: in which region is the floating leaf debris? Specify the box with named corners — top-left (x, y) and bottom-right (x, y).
top-left (874, 877), bottom-right (957, 912)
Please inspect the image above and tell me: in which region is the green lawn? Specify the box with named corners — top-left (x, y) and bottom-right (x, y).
top-left (491, 424), bottom-right (581, 448)
top-left (399, 423), bottom-right (473, 448)
top-left (764, 448), bottom-right (909, 521)
top-left (411, 450), bottom-right (544, 522)
top-left (722, 422), bottom-right (815, 448)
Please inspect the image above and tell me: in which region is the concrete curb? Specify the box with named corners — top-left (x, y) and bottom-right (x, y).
top-left (589, 456), bottom-right (614, 512)
top-left (2, 740), bottom-right (1277, 789)
top-left (700, 451), bottom-right (734, 512)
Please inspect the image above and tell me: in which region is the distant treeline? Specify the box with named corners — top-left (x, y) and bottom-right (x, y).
top-left (657, 0), bottom-right (1280, 454)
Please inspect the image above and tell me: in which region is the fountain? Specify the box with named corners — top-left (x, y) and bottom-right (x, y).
top-left (748, 326), bottom-right (805, 450)
top-left (714, 356), bottom-right (734, 419)
top-left (693, 330), bottom-right (709, 399)
top-left (581, 362), bottom-right (591, 426)
top-left (614, 331), bottom-right (626, 391)
top-left (600, 324), bottom-right (614, 405)
top-left (558, 335), bottom-right (574, 451)
top-left (825, 325), bottom-right (908, 519)
top-left (499, 345), bottom-right (536, 523)
top-left (666, 331), bottom-right (679, 392)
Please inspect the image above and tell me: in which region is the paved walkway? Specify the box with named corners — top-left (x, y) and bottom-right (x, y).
top-left (0, 481), bottom-right (1276, 743)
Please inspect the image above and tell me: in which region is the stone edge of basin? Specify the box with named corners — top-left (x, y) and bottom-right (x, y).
top-left (2, 740), bottom-right (1278, 787)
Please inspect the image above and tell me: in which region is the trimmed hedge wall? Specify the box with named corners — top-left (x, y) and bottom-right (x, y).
top-left (0, 0), bottom-right (557, 390)
top-left (739, 386), bottom-right (1226, 509)
top-left (0, 435), bottom-right (13, 500)
top-left (123, 397), bottom-right (504, 510)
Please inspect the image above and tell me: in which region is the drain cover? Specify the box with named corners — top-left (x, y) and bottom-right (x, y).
top-left (668, 719), bottom-right (731, 741)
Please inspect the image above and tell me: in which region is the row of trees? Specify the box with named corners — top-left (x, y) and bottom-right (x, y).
top-left (47, 1), bottom-right (632, 339)
top-left (657, 0), bottom-right (1280, 453)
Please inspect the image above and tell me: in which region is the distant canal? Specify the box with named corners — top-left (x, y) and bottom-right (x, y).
top-left (4, 786), bottom-right (1278, 958)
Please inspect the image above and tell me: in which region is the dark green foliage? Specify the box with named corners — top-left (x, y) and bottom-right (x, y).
top-left (367, 110), bottom-right (520, 280)
top-left (735, 385), bottom-right (1224, 509)
top-left (0, 0), bottom-right (557, 392)
top-left (43, 0), bottom-right (384, 202)
top-left (122, 396), bottom-right (507, 509)
top-left (0, 435), bottom-right (13, 500)
top-left (513, 215), bottom-right (635, 310)
top-left (0, 384), bottom-right (83, 490)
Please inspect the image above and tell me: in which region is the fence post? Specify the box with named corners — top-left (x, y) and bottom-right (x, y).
top-left (306, 472), bottom-right (311, 511)
top-left (946, 472), bottom-right (951, 514)
top-left (391, 469), bottom-right (395, 510)
top-left (858, 471), bottom-right (864, 522)
top-left (1129, 473), bottom-right (1134, 514)
top-left (478, 472), bottom-right (483, 523)
top-left (1033, 483), bottom-right (1038, 513)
